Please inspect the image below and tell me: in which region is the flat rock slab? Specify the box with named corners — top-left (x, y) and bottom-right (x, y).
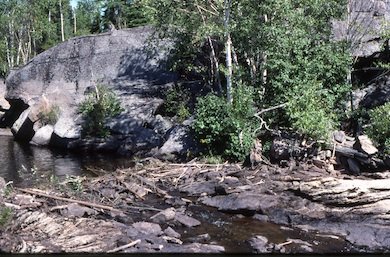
top-left (298, 177), bottom-right (390, 207)
top-left (354, 135), bottom-right (378, 155)
top-left (3, 210), bottom-right (123, 252)
top-left (159, 243), bottom-right (225, 253)
top-left (179, 181), bottom-right (217, 196)
top-left (200, 192), bottom-right (279, 215)
top-left (175, 213), bottom-right (201, 227)
top-left (132, 222), bottom-right (162, 236)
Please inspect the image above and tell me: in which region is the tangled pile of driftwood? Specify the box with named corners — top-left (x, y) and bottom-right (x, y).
top-left (268, 130), bottom-right (389, 175)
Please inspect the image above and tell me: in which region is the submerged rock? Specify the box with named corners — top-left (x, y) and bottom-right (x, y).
top-left (249, 235), bottom-right (272, 253)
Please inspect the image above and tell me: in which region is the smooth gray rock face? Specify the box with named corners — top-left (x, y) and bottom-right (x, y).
top-left (158, 125), bottom-right (200, 160)
top-left (0, 79), bottom-right (9, 110)
top-left (332, 0), bottom-right (390, 58)
top-left (350, 75), bottom-right (390, 110)
top-left (4, 26), bottom-right (178, 156)
top-left (359, 76), bottom-right (390, 108)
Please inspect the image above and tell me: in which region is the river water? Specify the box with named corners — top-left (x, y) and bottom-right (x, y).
top-left (0, 135), bottom-right (132, 188)
top-left (0, 133), bottom-right (359, 253)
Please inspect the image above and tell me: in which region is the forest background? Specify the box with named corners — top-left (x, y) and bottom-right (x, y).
top-left (0, 0), bottom-right (388, 161)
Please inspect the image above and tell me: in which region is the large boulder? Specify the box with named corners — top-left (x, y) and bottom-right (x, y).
top-left (332, 0), bottom-right (390, 58)
top-left (0, 79), bottom-right (9, 111)
top-left (4, 26), bottom-right (178, 156)
top-left (158, 123), bottom-right (200, 161)
top-left (0, 79), bottom-right (10, 128)
top-left (348, 73), bottom-right (390, 110)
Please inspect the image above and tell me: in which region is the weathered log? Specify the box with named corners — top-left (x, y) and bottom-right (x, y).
top-left (107, 239), bottom-right (141, 253)
top-left (17, 188), bottom-right (123, 213)
top-left (334, 146), bottom-right (369, 159)
top-left (17, 188), bottom-right (162, 213)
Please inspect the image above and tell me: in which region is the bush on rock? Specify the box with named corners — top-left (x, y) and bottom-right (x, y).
top-left (79, 85), bottom-right (123, 138)
top-left (367, 102), bottom-right (390, 155)
top-left (193, 86), bottom-right (258, 161)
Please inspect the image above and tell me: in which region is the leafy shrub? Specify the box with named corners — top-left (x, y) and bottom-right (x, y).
top-left (163, 85), bottom-right (191, 122)
top-left (79, 85), bottom-right (123, 138)
top-left (367, 102), bottom-right (390, 155)
top-left (38, 105), bottom-right (60, 125)
top-left (193, 85), bottom-right (258, 161)
top-left (0, 207), bottom-right (12, 227)
top-left (286, 81), bottom-right (335, 141)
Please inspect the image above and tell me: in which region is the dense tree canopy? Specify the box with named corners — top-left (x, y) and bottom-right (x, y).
top-left (0, 0), bottom-right (149, 77)
top-left (0, 0), bottom-right (365, 160)
top-left (143, 0), bottom-right (352, 159)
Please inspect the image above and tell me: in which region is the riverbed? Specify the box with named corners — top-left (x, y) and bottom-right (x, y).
top-left (0, 134), bottom-right (387, 253)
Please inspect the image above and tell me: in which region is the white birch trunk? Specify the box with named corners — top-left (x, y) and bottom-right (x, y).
top-left (60, 0), bottom-right (65, 41)
top-left (73, 8), bottom-right (77, 35)
top-left (224, 0), bottom-right (233, 104)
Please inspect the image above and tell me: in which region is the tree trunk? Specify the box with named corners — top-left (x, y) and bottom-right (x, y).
top-left (262, 14), bottom-right (268, 85)
top-left (224, 0), bottom-right (233, 104)
top-left (194, 3), bottom-right (222, 93)
top-left (8, 19), bottom-right (15, 68)
top-left (208, 37), bottom-right (222, 93)
top-left (59, 0), bottom-right (65, 41)
top-left (5, 36), bottom-right (11, 69)
top-left (73, 8), bottom-right (77, 35)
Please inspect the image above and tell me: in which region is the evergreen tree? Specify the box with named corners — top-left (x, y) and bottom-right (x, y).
top-left (102, 0), bottom-right (150, 30)
top-left (74, 0), bottom-right (102, 35)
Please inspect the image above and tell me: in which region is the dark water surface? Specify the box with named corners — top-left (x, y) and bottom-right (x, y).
top-left (0, 135), bottom-right (132, 187)
top-left (0, 134), bottom-right (358, 253)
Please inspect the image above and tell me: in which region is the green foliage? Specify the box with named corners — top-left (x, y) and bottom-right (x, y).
top-left (3, 181), bottom-right (13, 197)
top-left (38, 105), bottom-right (61, 125)
top-left (261, 139), bottom-right (273, 158)
top-left (79, 85), bottom-right (123, 138)
top-left (367, 102), bottom-right (390, 155)
top-left (286, 81), bottom-right (335, 141)
top-left (145, 0), bottom-right (351, 150)
top-left (74, 0), bottom-right (103, 35)
top-left (193, 85), bottom-right (258, 161)
top-left (102, 0), bottom-right (151, 30)
top-left (142, 0), bottom-right (224, 83)
top-left (0, 207), bottom-right (12, 227)
top-left (64, 175), bottom-right (84, 192)
top-left (163, 85), bottom-right (190, 122)
top-left (258, 0), bottom-right (350, 108)
top-left (200, 155), bottom-right (224, 164)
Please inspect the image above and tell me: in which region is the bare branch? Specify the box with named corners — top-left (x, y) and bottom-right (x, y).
top-left (194, 3), bottom-right (218, 16)
top-left (255, 103), bottom-right (287, 116)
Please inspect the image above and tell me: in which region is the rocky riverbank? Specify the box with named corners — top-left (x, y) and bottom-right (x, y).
top-left (0, 158), bottom-right (389, 253)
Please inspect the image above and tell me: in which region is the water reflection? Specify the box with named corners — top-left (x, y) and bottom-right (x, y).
top-left (0, 135), bottom-right (132, 187)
